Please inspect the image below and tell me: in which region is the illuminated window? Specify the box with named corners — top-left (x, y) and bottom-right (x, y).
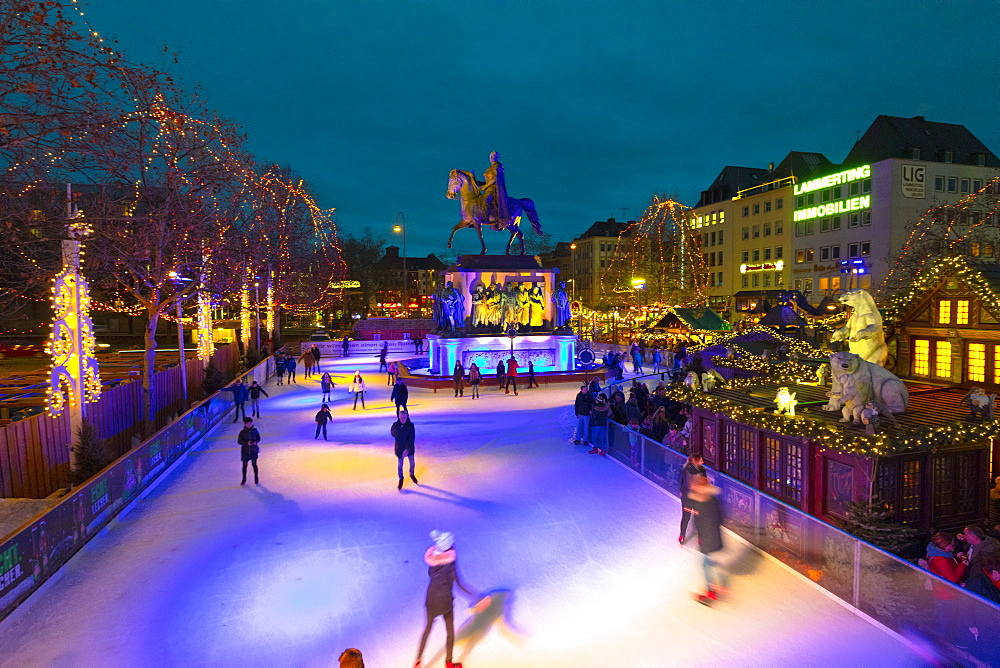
top-left (938, 300), bottom-right (951, 324)
top-left (994, 346), bottom-right (1000, 385)
top-left (968, 343), bottom-right (986, 382)
top-left (957, 300), bottom-right (970, 325)
top-left (935, 341), bottom-right (952, 378)
top-left (913, 340), bottom-right (929, 375)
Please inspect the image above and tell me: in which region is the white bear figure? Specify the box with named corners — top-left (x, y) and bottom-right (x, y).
top-left (830, 289), bottom-right (888, 367)
top-left (684, 371), bottom-right (699, 389)
top-left (825, 351), bottom-right (908, 424)
top-left (774, 387), bottom-right (797, 416)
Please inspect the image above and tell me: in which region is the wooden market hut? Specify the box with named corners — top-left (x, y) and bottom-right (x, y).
top-left (651, 307), bottom-right (732, 334)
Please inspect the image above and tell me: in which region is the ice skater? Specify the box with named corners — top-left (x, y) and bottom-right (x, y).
top-left (392, 409), bottom-right (417, 490)
top-left (315, 403), bottom-right (333, 440)
top-left (391, 376), bottom-right (409, 416)
top-left (274, 354), bottom-right (285, 385)
top-left (388, 360), bottom-right (399, 385)
top-left (452, 361), bottom-right (465, 397)
top-left (222, 378), bottom-right (250, 422)
top-left (248, 380), bottom-right (269, 418)
top-left (321, 372), bottom-right (335, 402)
top-left (238, 417), bottom-right (260, 485)
top-left (285, 355), bottom-right (297, 383)
top-left (686, 474), bottom-right (728, 604)
top-left (414, 530), bottom-right (478, 668)
top-left (505, 355), bottom-right (519, 395)
top-left (526, 361), bottom-right (538, 388)
top-left (679, 453), bottom-right (706, 544)
top-left (468, 363), bottom-right (481, 399)
top-left (379, 342), bottom-right (389, 372)
top-left (351, 371), bottom-right (367, 410)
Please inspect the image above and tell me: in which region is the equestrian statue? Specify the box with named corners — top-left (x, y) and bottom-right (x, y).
top-left (446, 151), bottom-right (542, 255)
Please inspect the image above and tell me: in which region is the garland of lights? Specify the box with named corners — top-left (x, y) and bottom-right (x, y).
top-left (666, 385), bottom-right (1000, 456)
top-left (882, 254), bottom-right (1000, 324)
top-left (197, 291), bottom-right (214, 364)
top-left (240, 285), bottom-right (251, 350)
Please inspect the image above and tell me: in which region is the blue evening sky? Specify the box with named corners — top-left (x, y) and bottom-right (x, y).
top-left (81, 0), bottom-right (997, 256)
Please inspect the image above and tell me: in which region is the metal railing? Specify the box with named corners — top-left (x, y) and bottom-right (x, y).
top-left (603, 420), bottom-right (1000, 662)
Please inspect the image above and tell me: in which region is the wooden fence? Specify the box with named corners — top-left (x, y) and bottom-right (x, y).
top-left (0, 342), bottom-right (241, 499)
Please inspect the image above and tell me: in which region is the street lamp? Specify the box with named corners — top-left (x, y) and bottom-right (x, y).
top-left (393, 212), bottom-right (407, 317)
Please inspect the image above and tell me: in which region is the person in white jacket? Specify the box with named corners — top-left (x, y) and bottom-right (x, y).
top-left (350, 371), bottom-right (367, 410)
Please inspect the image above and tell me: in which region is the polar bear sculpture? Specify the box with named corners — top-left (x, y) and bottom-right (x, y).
top-left (830, 289), bottom-right (888, 367)
top-left (823, 351), bottom-right (908, 423)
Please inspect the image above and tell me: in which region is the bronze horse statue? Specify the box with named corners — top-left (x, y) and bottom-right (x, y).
top-left (446, 169), bottom-right (542, 255)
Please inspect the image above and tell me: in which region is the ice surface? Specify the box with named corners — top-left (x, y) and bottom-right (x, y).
top-left (0, 356), bottom-right (920, 667)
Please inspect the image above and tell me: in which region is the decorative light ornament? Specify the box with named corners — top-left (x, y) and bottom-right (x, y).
top-left (240, 284), bottom-right (251, 350)
top-left (47, 185), bottom-right (101, 425)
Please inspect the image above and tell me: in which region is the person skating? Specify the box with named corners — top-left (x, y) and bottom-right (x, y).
top-left (496, 359), bottom-right (506, 392)
top-left (285, 355), bottom-right (297, 383)
top-left (452, 361), bottom-right (465, 397)
top-left (274, 354), bottom-right (285, 385)
top-left (526, 361), bottom-right (538, 388)
top-left (315, 403), bottom-right (333, 440)
top-left (222, 379), bottom-right (250, 422)
top-left (310, 344), bottom-right (322, 373)
top-left (686, 474), bottom-right (728, 604)
top-left (505, 355), bottom-right (519, 395)
top-left (238, 417), bottom-right (261, 485)
top-left (468, 363), bottom-right (481, 399)
top-left (391, 376), bottom-right (409, 416)
top-left (573, 384), bottom-right (592, 445)
top-left (321, 372), bottom-right (335, 402)
top-left (413, 530), bottom-right (478, 668)
top-left (679, 453), bottom-right (707, 544)
top-left (387, 360), bottom-right (398, 386)
top-left (248, 380), bottom-right (269, 418)
top-left (379, 342), bottom-right (389, 372)
top-left (351, 371), bottom-right (367, 410)
top-left (392, 410), bottom-right (417, 490)
top-left (342, 335), bottom-right (350, 357)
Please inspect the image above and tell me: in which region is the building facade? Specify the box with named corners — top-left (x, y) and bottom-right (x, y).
top-left (569, 218), bottom-right (630, 307)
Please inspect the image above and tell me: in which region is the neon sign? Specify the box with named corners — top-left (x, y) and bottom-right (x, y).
top-left (793, 165), bottom-right (870, 195)
top-left (793, 196), bottom-right (870, 222)
top-left (330, 280), bottom-right (361, 289)
top-left (740, 260), bottom-right (784, 274)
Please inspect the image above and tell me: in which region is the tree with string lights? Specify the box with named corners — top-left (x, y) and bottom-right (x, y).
top-left (878, 179), bottom-right (1000, 297)
top-left (601, 195), bottom-right (709, 318)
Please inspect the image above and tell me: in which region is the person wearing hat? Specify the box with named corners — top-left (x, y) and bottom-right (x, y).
top-left (237, 417), bottom-right (261, 486)
top-left (686, 474), bottom-right (728, 603)
top-left (350, 371), bottom-right (367, 410)
top-left (589, 394), bottom-right (611, 455)
top-left (414, 530), bottom-right (478, 668)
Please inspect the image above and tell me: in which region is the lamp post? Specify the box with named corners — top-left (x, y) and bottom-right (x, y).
top-left (393, 212), bottom-right (407, 317)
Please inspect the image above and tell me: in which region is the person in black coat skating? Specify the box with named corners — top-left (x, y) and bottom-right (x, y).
top-left (392, 410), bottom-right (417, 491)
top-left (413, 530), bottom-right (477, 668)
top-left (237, 417), bottom-right (261, 485)
top-left (315, 403), bottom-right (333, 440)
top-left (248, 381), bottom-right (269, 418)
top-left (686, 474), bottom-right (728, 601)
top-left (391, 377), bottom-right (409, 416)
top-left (678, 453), bottom-right (707, 544)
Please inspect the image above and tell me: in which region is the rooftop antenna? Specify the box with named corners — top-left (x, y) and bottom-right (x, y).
top-left (619, 207), bottom-right (629, 220)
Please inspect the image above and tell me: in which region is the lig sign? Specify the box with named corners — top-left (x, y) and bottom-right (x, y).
top-left (739, 260), bottom-right (784, 274)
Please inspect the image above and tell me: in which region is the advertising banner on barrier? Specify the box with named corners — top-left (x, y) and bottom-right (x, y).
top-left (0, 368), bottom-right (242, 621)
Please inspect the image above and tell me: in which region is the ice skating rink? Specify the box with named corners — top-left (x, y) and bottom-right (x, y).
top-left (0, 355), bottom-right (920, 667)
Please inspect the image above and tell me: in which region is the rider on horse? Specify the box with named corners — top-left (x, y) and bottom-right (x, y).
top-left (482, 151), bottom-right (510, 230)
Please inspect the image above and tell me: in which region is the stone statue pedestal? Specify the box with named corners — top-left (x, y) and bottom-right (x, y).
top-left (427, 255), bottom-right (576, 374)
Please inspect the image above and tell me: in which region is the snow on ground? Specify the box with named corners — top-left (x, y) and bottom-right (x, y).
top-left (0, 355), bottom-right (919, 667)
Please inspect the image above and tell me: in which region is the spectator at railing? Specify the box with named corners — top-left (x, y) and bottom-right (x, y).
top-left (961, 526), bottom-right (1000, 604)
top-left (610, 391), bottom-right (627, 424)
top-left (573, 385), bottom-right (592, 446)
top-left (919, 532), bottom-right (974, 648)
top-left (589, 394), bottom-right (610, 456)
top-left (662, 424), bottom-right (687, 453)
top-left (625, 394), bottom-right (641, 424)
top-left (648, 406), bottom-right (671, 442)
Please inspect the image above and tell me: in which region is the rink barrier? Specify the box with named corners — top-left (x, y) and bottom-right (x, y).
top-left (0, 358), bottom-right (274, 622)
top-left (605, 420), bottom-right (1000, 663)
